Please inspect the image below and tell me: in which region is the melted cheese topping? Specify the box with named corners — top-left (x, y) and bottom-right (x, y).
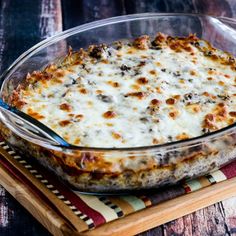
top-left (12, 34), bottom-right (236, 147)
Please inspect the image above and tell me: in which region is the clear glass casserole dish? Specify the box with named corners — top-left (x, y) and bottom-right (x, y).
top-left (0, 13), bottom-right (236, 194)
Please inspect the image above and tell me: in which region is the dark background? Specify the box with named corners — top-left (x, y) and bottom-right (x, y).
top-left (0, 0), bottom-right (236, 235)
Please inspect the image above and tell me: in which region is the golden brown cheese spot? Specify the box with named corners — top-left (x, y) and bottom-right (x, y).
top-left (45, 64), bottom-right (57, 73)
top-left (112, 132), bottom-right (122, 139)
top-left (176, 133), bottom-right (190, 140)
top-left (152, 138), bottom-right (159, 144)
top-left (183, 45), bottom-right (192, 52)
top-left (125, 91), bottom-right (146, 99)
top-left (52, 78), bottom-right (63, 84)
top-left (173, 95), bottom-right (181, 100)
top-left (179, 79), bottom-right (185, 84)
top-left (75, 114), bottom-right (84, 121)
top-left (54, 69), bottom-right (65, 78)
top-left (218, 81), bottom-right (225, 86)
top-left (203, 114), bottom-right (218, 130)
top-left (207, 77), bottom-right (213, 81)
top-left (67, 67), bottom-right (76, 72)
top-left (133, 35), bottom-right (150, 50)
top-left (22, 90), bottom-right (32, 96)
top-left (96, 90), bottom-right (103, 94)
top-left (166, 98), bottom-right (176, 105)
top-left (208, 70), bottom-right (216, 75)
top-left (136, 77), bottom-right (148, 85)
top-left (214, 103), bottom-right (227, 121)
top-left (63, 135), bottom-right (69, 141)
top-left (27, 108), bottom-right (45, 120)
top-left (153, 32), bottom-right (167, 44)
top-left (169, 110), bottom-right (179, 119)
top-left (166, 37), bottom-right (194, 53)
top-left (155, 87), bottom-right (162, 94)
top-left (74, 138), bottom-right (81, 145)
top-left (169, 42), bottom-right (182, 52)
top-left (149, 70), bottom-right (157, 75)
top-left (205, 113), bottom-right (215, 121)
top-left (211, 95), bottom-right (217, 100)
top-left (31, 113), bottom-right (45, 120)
top-left (141, 55), bottom-right (148, 59)
top-left (186, 104), bottom-right (201, 113)
top-left (101, 59), bottom-right (109, 64)
top-left (26, 71), bottom-right (52, 84)
top-left (205, 53), bottom-right (219, 61)
top-left (147, 99), bottom-right (161, 115)
top-left (150, 99), bottom-right (161, 106)
top-left (218, 103), bottom-right (225, 108)
top-left (228, 118), bottom-right (235, 125)
top-left (103, 111), bottom-right (116, 119)
top-left (131, 84), bottom-right (141, 90)
top-left (59, 103), bottom-right (72, 112)
top-left (59, 120), bottom-right (71, 127)
top-left (79, 88), bottom-right (88, 94)
top-left (107, 81), bottom-right (120, 88)
top-left (39, 80), bottom-right (48, 86)
top-left (10, 90), bottom-right (26, 108)
top-left (137, 61), bottom-right (146, 67)
top-left (202, 91), bottom-right (210, 97)
top-left (190, 70), bottom-right (196, 76)
top-left (127, 49), bottom-right (136, 54)
top-left (229, 111), bottom-right (236, 117)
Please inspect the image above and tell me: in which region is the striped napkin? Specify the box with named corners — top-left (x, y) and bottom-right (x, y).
top-left (0, 138), bottom-right (236, 233)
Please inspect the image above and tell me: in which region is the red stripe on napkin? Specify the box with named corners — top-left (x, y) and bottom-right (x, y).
top-left (220, 160), bottom-right (236, 179)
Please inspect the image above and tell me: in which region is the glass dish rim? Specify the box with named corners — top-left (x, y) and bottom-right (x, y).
top-left (0, 12), bottom-right (236, 152)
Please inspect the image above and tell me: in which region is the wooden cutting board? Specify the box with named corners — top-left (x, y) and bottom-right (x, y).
top-left (0, 145), bottom-right (236, 236)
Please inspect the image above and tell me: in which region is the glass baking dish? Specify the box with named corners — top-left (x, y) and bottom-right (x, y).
top-left (0, 13), bottom-right (236, 194)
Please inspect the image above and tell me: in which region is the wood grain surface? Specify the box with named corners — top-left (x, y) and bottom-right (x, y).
top-left (0, 0), bottom-right (236, 235)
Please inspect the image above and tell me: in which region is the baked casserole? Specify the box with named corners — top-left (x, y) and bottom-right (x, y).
top-left (1, 30), bottom-right (236, 193)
